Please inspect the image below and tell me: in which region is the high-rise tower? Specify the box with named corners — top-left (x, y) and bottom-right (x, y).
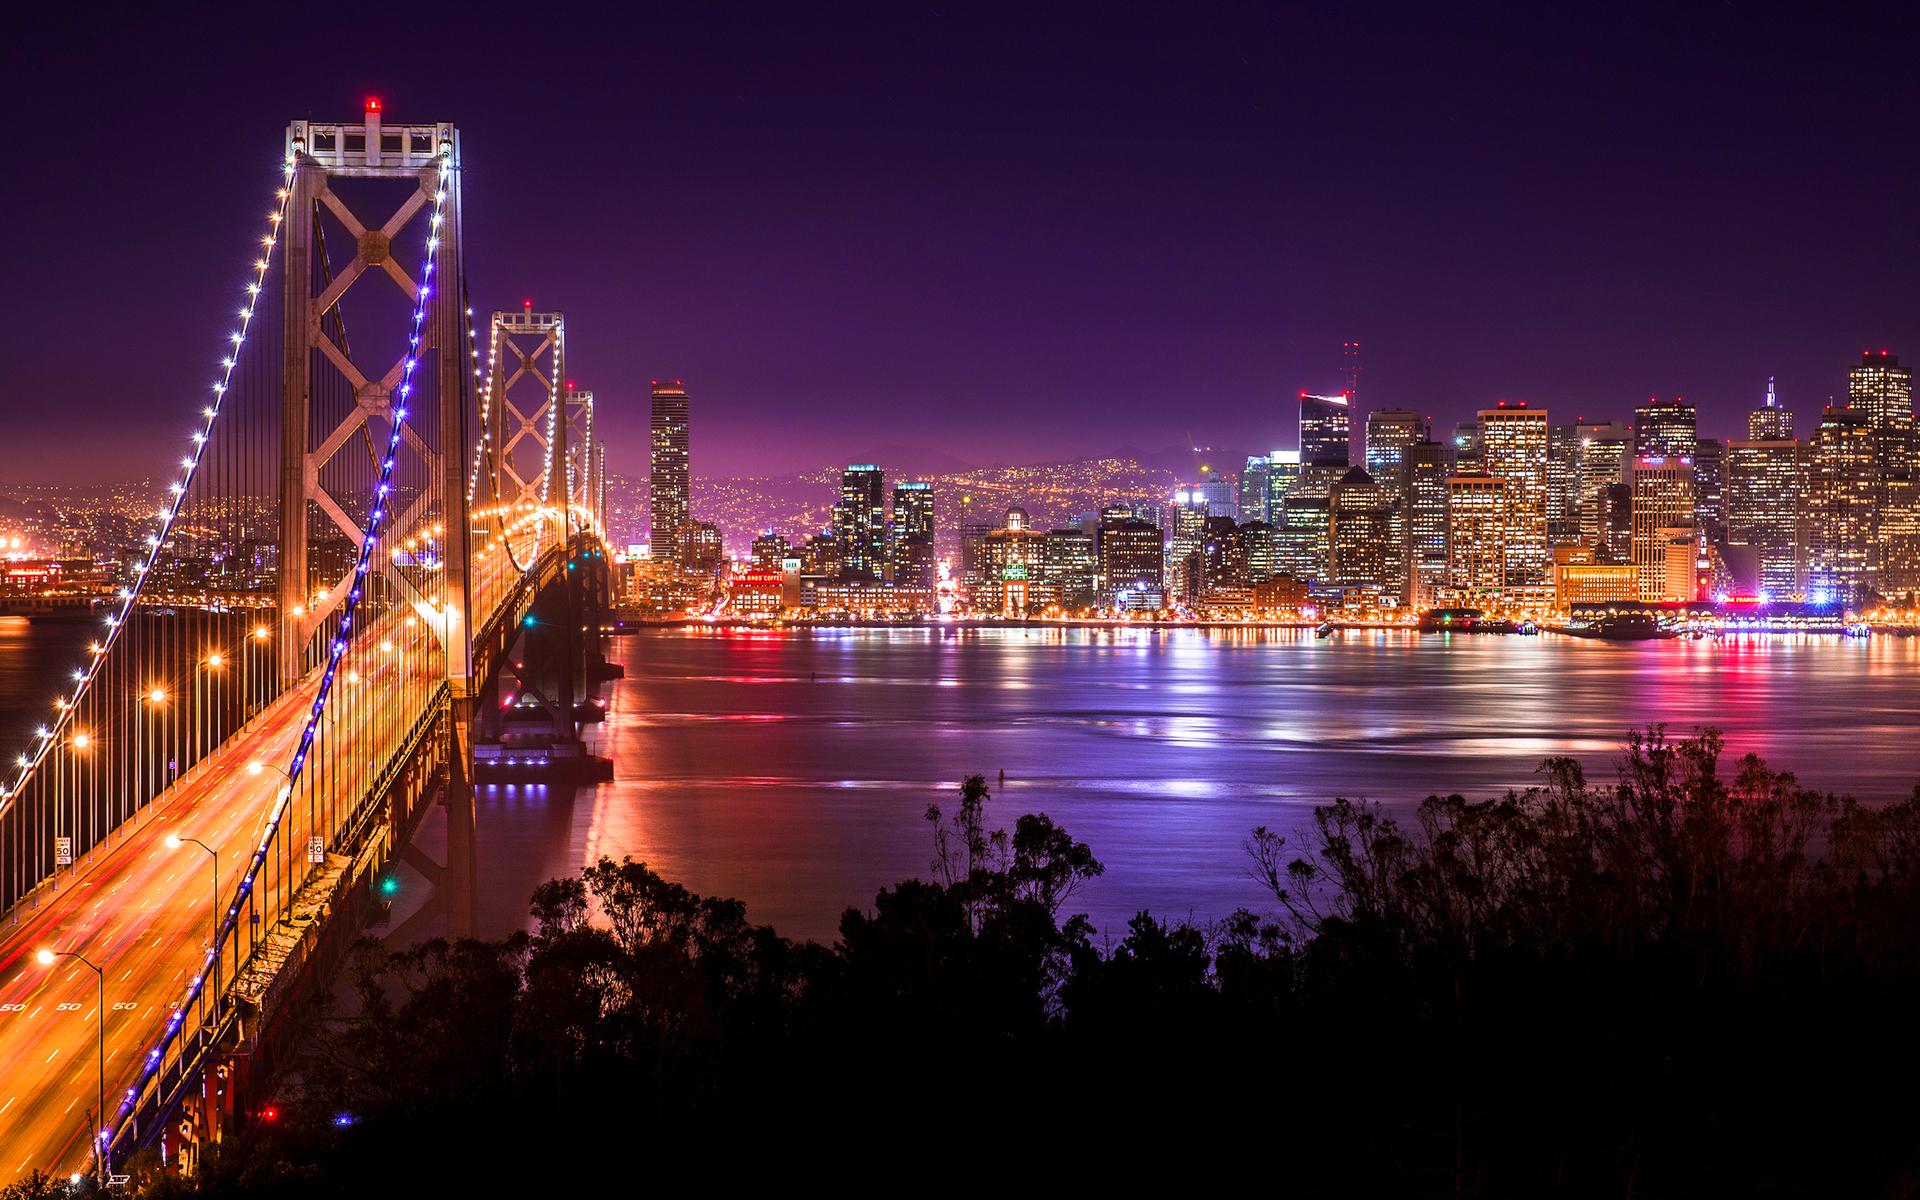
top-left (833, 465), bottom-right (887, 580)
top-left (1749, 378), bottom-right (1794, 440)
top-left (1479, 401), bottom-right (1549, 590)
top-left (1300, 393), bottom-right (1352, 467)
top-left (1634, 398), bottom-right (1698, 460)
top-left (649, 380), bottom-right (691, 562)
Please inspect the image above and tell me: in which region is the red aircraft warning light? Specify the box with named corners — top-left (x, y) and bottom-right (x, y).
top-left (365, 98), bottom-right (381, 114)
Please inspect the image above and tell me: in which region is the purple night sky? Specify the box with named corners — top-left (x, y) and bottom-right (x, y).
top-left (5, 3), bottom-right (1919, 483)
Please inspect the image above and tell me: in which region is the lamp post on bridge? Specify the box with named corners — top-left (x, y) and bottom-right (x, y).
top-left (37, 947), bottom-right (105, 1185)
top-left (165, 834), bottom-right (220, 1020)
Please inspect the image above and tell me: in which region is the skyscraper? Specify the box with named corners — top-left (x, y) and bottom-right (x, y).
top-left (1634, 398), bottom-right (1698, 459)
top-left (1806, 407), bottom-right (1874, 602)
top-left (1694, 438), bottom-right (1726, 545)
top-left (833, 465), bottom-right (887, 580)
top-left (1630, 457), bottom-right (1694, 602)
top-left (1575, 419), bottom-right (1630, 546)
top-left (1264, 450), bottom-right (1303, 519)
top-left (1239, 456), bottom-right (1271, 524)
top-left (1727, 437), bottom-right (1805, 598)
top-left (1299, 393), bottom-right (1352, 467)
top-left (890, 481), bottom-right (935, 589)
top-left (1446, 475), bottom-right (1506, 601)
top-left (1848, 350), bottom-right (1914, 430)
top-left (649, 380), bottom-right (691, 562)
top-left (1329, 467), bottom-right (1395, 594)
top-left (1364, 409), bottom-right (1425, 500)
top-left (1479, 402), bottom-right (1549, 590)
top-left (1402, 440), bottom-right (1451, 608)
top-left (1749, 378), bottom-right (1794, 440)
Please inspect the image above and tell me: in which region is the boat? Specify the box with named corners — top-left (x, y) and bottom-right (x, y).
top-left (1518, 620), bottom-right (1539, 635)
top-left (1561, 612), bottom-right (1679, 641)
top-left (1314, 621), bottom-right (1334, 638)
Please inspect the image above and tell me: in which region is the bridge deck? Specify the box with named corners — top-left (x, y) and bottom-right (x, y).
top-left (0, 664), bottom-right (352, 1180)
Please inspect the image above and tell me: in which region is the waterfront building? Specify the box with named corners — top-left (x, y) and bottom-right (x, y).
top-left (1749, 378), bottom-right (1793, 440)
top-left (1552, 548), bottom-right (1639, 608)
top-left (1876, 477), bottom-right (1920, 601)
top-left (832, 465), bottom-right (887, 580)
top-left (1329, 466), bottom-right (1395, 596)
top-left (889, 481), bottom-right (935, 589)
top-left (1727, 438), bottom-right (1806, 598)
top-left (1446, 475), bottom-right (1506, 602)
top-left (812, 580), bottom-right (937, 616)
top-left (1096, 516), bottom-right (1164, 608)
top-left (1300, 393), bottom-right (1352, 467)
top-left (729, 570), bottom-right (785, 616)
top-left (1253, 574), bottom-right (1310, 611)
top-left (1634, 398), bottom-right (1698, 460)
top-left (1043, 528), bottom-right (1098, 610)
top-left (1629, 457), bottom-right (1694, 602)
top-left (978, 507), bottom-right (1049, 613)
top-left (1806, 406), bottom-right (1874, 602)
top-left (1402, 439), bottom-right (1451, 608)
top-left (649, 380), bottom-right (691, 563)
top-left (1364, 409), bottom-right (1425, 500)
top-left (1694, 438), bottom-right (1726, 545)
top-left (1479, 402), bottom-right (1549, 590)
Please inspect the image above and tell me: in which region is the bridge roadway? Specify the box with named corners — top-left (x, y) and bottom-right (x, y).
top-left (0, 627), bottom-right (417, 1180)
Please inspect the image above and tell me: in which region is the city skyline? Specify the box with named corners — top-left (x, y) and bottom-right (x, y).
top-left (11, 5), bottom-right (1920, 482)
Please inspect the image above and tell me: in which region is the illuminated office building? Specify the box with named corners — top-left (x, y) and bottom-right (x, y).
top-left (1239, 456), bottom-right (1271, 524)
top-left (1097, 515), bottom-right (1164, 606)
top-left (1479, 402), bottom-right (1549, 589)
top-left (1300, 393), bottom-right (1352, 467)
top-left (1264, 450), bottom-right (1303, 519)
top-left (889, 481), bottom-right (935, 589)
top-left (979, 507), bottom-right (1048, 613)
top-left (1634, 398), bottom-right (1697, 460)
top-left (1749, 378), bottom-right (1794, 440)
top-left (1630, 457), bottom-right (1694, 602)
top-left (1329, 466), bottom-right (1395, 595)
top-left (832, 465), bottom-right (887, 581)
top-left (1849, 350), bottom-right (1914, 431)
top-left (750, 532), bottom-right (791, 571)
top-left (649, 380), bottom-right (691, 562)
top-left (1545, 423), bottom-right (1581, 544)
top-left (1453, 420), bottom-right (1483, 473)
top-left (1806, 406), bottom-right (1874, 602)
top-left (1575, 419), bottom-right (1630, 545)
top-left (1043, 528), bottom-right (1098, 609)
top-left (1364, 409), bottom-right (1425, 500)
top-left (1402, 440), bottom-right (1451, 608)
top-left (1446, 475), bottom-right (1506, 600)
top-left (1727, 438), bottom-right (1806, 598)
top-left (1694, 438), bottom-right (1726, 544)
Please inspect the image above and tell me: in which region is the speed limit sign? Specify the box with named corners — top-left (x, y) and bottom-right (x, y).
top-left (54, 837), bottom-right (72, 865)
top-left (307, 836), bottom-right (325, 864)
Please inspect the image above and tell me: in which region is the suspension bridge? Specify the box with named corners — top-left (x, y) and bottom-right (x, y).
top-left (0, 105), bottom-right (618, 1180)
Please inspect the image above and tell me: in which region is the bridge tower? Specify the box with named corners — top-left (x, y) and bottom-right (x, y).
top-left (279, 102), bottom-right (478, 933)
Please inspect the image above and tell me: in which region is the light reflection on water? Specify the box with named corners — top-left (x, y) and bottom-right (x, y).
top-left (474, 627), bottom-right (1920, 944)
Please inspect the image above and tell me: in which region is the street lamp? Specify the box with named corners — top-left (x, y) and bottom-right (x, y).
top-left (38, 948), bottom-right (105, 1183)
top-left (166, 834), bottom-right (220, 1013)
